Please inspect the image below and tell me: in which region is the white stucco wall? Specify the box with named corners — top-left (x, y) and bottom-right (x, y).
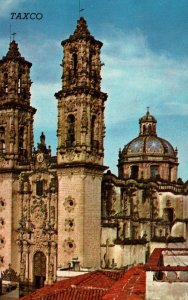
top-left (146, 271), bottom-right (188, 300)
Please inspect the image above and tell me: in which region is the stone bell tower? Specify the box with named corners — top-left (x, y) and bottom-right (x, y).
top-left (0, 39), bottom-right (36, 168)
top-left (55, 17), bottom-right (107, 269)
top-left (0, 39), bottom-right (36, 270)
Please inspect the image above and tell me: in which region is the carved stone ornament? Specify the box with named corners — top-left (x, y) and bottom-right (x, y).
top-left (65, 218), bottom-right (75, 232)
top-left (0, 234), bottom-right (5, 249)
top-left (63, 238), bottom-right (76, 253)
top-left (0, 157), bottom-right (6, 167)
top-left (19, 112), bottom-right (27, 126)
top-left (65, 99), bottom-right (75, 112)
top-left (0, 217), bottom-right (5, 229)
top-left (32, 228), bottom-right (45, 248)
top-left (10, 126), bottom-right (16, 143)
top-left (66, 150), bottom-right (75, 161)
top-left (37, 153), bottom-right (44, 163)
top-left (31, 203), bottom-right (47, 229)
top-left (0, 197), bottom-right (6, 212)
top-left (91, 100), bottom-right (99, 113)
top-left (0, 114), bottom-right (7, 125)
top-left (81, 110), bottom-right (88, 129)
top-left (63, 196), bottom-right (76, 212)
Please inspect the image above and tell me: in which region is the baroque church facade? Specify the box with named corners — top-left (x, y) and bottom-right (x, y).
top-left (0, 17), bottom-right (187, 287)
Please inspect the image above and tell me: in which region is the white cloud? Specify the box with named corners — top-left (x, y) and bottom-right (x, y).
top-left (0, 0), bottom-right (27, 16)
top-left (98, 27), bottom-right (188, 180)
top-left (100, 29), bottom-right (188, 126)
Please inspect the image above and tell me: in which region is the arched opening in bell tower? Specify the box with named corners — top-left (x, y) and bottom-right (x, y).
top-left (0, 127), bottom-right (5, 155)
top-left (18, 77), bottom-right (21, 94)
top-left (19, 127), bottom-right (24, 154)
top-left (67, 114), bottom-right (75, 146)
top-left (91, 115), bottom-right (98, 148)
top-left (3, 73), bottom-right (8, 93)
top-left (72, 53), bottom-right (78, 76)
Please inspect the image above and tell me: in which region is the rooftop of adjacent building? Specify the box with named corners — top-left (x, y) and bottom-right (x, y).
top-left (20, 269), bottom-right (124, 300)
top-left (18, 248), bottom-right (188, 300)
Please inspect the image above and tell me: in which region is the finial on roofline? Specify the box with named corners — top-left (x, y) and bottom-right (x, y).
top-left (79, 0), bottom-right (85, 18)
top-left (146, 106), bottom-right (150, 115)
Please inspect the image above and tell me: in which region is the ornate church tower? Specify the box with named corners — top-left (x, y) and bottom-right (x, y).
top-left (0, 39), bottom-right (36, 168)
top-left (0, 40), bottom-right (36, 270)
top-left (55, 18), bottom-right (107, 268)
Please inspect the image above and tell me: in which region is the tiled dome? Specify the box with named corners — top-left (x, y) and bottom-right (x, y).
top-left (121, 110), bottom-right (177, 160)
top-left (125, 136), bottom-right (175, 157)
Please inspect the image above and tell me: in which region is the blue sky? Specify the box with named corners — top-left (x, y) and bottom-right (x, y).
top-left (0, 0), bottom-right (188, 180)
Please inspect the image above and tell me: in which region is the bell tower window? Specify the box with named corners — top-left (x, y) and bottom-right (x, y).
top-left (89, 54), bottom-right (93, 76)
top-left (18, 78), bottom-right (21, 94)
top-left (91, 115), bottom-right (95, 146)
top-left (91, 115), bottom-right (98, 148)
top-left (67, 115), bottom-right (75, 147)
top-left (73, 53), bottom-right (77, 76)
top-left (4, 73), bottom-right (8, 93)
top-left (19, 127), bottom-right (24, 154)
top-left (0, 127), bottom-right (5, 155)
top-left (36, 181), bottom-right (43, 196)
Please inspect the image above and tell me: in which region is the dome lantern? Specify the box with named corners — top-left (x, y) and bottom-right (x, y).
top-left (139, 108), bottom-right (157, 136)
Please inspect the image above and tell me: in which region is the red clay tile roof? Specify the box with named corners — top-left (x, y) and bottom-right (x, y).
top-left (102, 266), bottom-right (146, 300)
top-left (21, 270), bottom-right (123, 300)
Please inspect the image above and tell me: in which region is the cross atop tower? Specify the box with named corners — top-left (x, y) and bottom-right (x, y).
top-left (12, 32), bottom-right (16, 41)
top-left (79, 0), bottom-right (85, 18)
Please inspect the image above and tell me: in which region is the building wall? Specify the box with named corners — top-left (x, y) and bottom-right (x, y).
top-left (146, 272), bottom-right (188, 300)
top-left (0, 173), bottom-right (14, 270)
top-left (11, 175), bottom-right (21, 274)
top-left (101, 227), bottom-right (146, 268)
top-left (57, 167), bottom-right (102, 269)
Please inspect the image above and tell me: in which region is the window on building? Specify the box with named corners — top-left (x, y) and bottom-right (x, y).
top-left (163, 208), bottom-right (174, 223)
top-left (131, 224), bottom-right (138, 240)
top-left (67, 115), bottom-right (75, 146)
top-left (130, 165), bottom-right (139, 179)
top-left (91, 115), bottom-right (98, 148)
top-left (89, 53), bottom-right (93, 76)
top-left (0, 127), bottom-right (5, 155)
top-left (73, 53), bottom-right (77, 76)
top-left (123, 223), bottom-right (126, 239)
top-left (4, 73), bottom-right (8, 93)
top-left (36, 181), bottom-right (43, 196)
top-left (18, 78), bottom-right (21, 93)
top-left (150, 165), bottom-right (159, 178)
top-left (19, 127), bottom-right (24, 154)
